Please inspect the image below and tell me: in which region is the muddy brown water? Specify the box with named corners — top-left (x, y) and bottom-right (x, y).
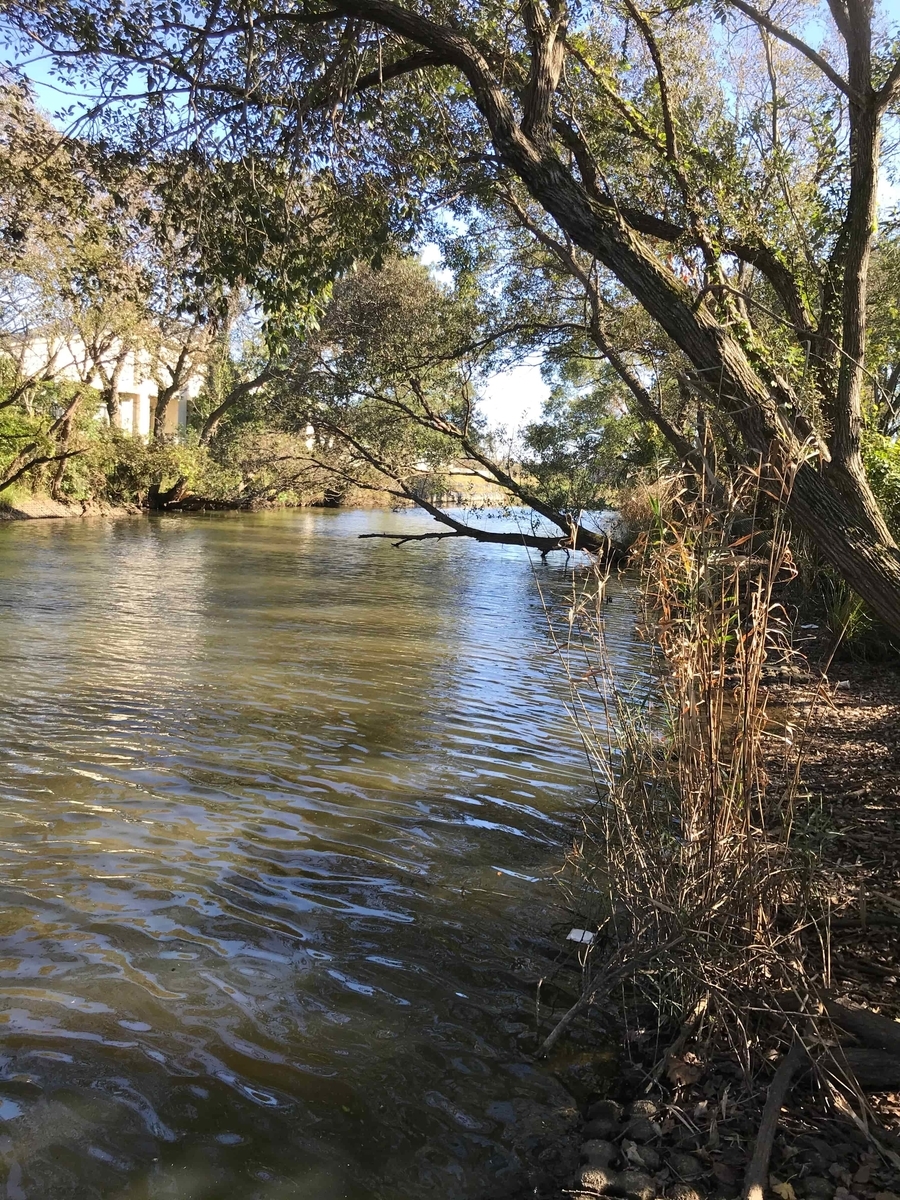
top-left (0, 509), bottom-right (645, 1199)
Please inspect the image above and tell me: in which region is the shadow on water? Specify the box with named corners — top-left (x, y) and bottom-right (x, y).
top-left (0, 508), bottom-right (648, 1199)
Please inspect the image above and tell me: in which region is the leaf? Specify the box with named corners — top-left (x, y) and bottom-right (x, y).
top-left (772, 1181), bottom-right (797, 1200)
top-left (667, 1055), bottom-right (703, 1086)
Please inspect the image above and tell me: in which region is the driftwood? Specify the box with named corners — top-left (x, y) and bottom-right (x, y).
top-left (825, 998), bottom-right (900, 1056)
top-left (742, 1043), bottom-right (808, 1200)
top-left (835, 1048), bottom-right (900, 1091)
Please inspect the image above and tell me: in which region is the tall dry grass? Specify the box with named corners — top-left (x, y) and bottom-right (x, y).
top-left (541, 475), bottom-right (830, 1065)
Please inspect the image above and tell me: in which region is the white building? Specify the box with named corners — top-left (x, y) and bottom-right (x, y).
top-left (12, 333), bottom-right (204, 436)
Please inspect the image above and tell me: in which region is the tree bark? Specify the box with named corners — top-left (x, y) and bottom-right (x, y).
top-left (199, 365), bottom-right (278, 444)
top-left (824, 997), bottom-right (900, 1055)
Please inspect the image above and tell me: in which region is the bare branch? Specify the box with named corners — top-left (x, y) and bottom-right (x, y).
top-left (725, 0), bottom-right (853, 99)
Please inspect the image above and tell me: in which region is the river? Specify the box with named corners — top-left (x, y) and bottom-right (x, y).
top-left (0, 508), bottom-right (644, 1199)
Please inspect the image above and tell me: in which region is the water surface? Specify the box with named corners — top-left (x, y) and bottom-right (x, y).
top-left (0, 509), bottom-right (643, 1199)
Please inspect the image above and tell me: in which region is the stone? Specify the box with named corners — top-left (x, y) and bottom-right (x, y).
top-left (556, 1053), bottom-right (618, 1105)
top-left (582, 1140), bottom-right (617, 1168)
top-left (669, 1153), bottom-right (703, 1181)
top-left (617, 1169), bottom-right (656, 1200)
top-left (622, 1140), bottom-right (661, 1172)
top-left (589, 1100), bottom-right (625, 1123)
top-left (580, 1166), bottom-right (618, 1194)
top-left (578, 1166), bottom-right (656, 1200)
top-left (585, 1118), bottom-right (623, 1140)
top-left (629, 1099), bottom-right (661, 1119)
top-left (624, 1116), bottom-right (661, 1143)
top-left (804, 1177), bottom-right (835, 1200)
top-left (668, 1186), bottom-right (705, 1200)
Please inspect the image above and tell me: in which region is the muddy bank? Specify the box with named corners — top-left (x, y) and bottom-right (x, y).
top-left (0, 494), bottom-right (143, 520)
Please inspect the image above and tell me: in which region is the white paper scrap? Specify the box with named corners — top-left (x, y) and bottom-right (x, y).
top-left (567, 928), bottom-right (595, 945)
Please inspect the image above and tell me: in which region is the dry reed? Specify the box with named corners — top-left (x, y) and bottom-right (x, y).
top-left (542, 473), bottom-right (831, 1066)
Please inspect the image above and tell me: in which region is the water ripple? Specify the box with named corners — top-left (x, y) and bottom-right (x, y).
top-left (0, 509), bottom-right (647, 1198)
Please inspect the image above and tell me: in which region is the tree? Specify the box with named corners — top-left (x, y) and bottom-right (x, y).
top-left (6, 0), bottom-right (900, 629)
top-left (268, 255), bottom-right (629, 552)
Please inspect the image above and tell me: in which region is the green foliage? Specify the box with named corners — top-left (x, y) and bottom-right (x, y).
top-left (522, 368), bottom-right (668, 515)
top-left (863, 431), bottom-right (900, 537)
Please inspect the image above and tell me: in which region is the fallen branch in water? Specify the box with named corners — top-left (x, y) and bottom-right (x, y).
top-left (359, 528), bottom-right (573, 551)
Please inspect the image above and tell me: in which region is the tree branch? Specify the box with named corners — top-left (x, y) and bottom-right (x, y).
top-left (725, 0), bottom-right (853, 99)
top-left (352, 48), bottom-right (450, 93)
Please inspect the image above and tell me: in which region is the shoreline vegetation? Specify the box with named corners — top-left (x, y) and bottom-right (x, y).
top-left (510, 482), bottom-right (900, 1200)
top-left (0, 487), bottom-right (402, 520)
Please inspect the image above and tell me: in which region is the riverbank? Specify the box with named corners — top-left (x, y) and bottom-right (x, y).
top-left (0, 494), bottom-right (144, 519)
top-left (0, 489), bottom-right (400, 519)
top-left (526, 656), bottom-right (900, 1200)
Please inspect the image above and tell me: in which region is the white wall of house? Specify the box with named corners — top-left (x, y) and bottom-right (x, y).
top-left (12, 333), bottom-right (202, 437)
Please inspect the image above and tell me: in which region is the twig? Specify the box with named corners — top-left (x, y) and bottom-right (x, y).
top-left (536, 936), bottom-right (685, 1059)
top-left (650, 993), bottom-right (709, 1081)
top-left (742, 1042), bottom-right (808, 1200)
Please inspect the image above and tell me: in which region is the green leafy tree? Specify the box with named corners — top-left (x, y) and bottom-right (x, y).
top-left (7, 0), bottom-right (900, 627)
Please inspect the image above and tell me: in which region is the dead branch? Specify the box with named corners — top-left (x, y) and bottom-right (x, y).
top-left (536, 935), bottom-right (686, 1059)
top-left (359, 525), bottom-right (574, 551)
top-left (824, 998), bottom-right (900, 1056)
top-left (743, 1042), bottom-right (808, 1200)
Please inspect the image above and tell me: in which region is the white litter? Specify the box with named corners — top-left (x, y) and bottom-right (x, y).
top-left (567, 928), bottom-right (595, 945)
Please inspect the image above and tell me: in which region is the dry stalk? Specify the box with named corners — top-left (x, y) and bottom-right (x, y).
top-left (544, 468), bottom-right (830, 1068)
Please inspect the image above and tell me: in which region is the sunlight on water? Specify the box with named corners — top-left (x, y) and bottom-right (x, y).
top-left (0, 509), bottom-right (646, 1199)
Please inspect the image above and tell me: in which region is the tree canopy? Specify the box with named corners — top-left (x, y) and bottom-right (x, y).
top-left (4, 0), bottom-right (900, 627)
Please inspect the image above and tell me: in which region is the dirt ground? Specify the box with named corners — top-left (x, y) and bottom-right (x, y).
top-left (556, 658), bottom-right (900, 1200)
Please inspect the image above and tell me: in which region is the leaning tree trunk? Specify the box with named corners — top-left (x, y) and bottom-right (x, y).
top-left (505, 154), bottom-right (900, 635)
top-left (152, 386), bottom-right (176, 438)
top-left (324, 0), bottom-right (900, 636)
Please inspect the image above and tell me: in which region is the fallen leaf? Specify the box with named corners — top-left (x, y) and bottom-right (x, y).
top-left (668, 1055), bottom-right (703, 1086)
top-left (854, 1166), bottom-right (872, 1185)
top-left (772, 1181), bottom-right (797, 1200)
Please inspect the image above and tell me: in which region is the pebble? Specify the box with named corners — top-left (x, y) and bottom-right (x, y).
top-left (669, 1152), bottom-right (703, 1180)
top-left (667, 1186), bottom-right (705, 1200)
top-left (578, 1166), bottom-right (656, 1200)
top-left (579, 1165), bottom-right (617, 1193)
top-left (589, 1100), bottom-right (625, 1122)
top-left (623, 1116), bottom-right (660, 1143)
top-left (584, 1117), bottom-right (623, 1140)
top-left (618, 1169), bottom-right (656, 1200)
top-left (804, 1177), bottom-right (835, 1200)
top-left (582, 1139), bottom-right (617, 1168)
top-left (622, 1140), bottom-right (661, 1171)
top-left (628, 1099), bottom-right (660, 1119)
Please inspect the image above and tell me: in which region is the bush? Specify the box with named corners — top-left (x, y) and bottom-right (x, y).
top-left (863, 430), bottom-right (900, 536)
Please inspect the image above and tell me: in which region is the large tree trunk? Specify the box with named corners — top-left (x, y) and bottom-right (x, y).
top-left (327, 0), bottom-right (900, 637)
top-left (103, 352), bottom-right (128, 430)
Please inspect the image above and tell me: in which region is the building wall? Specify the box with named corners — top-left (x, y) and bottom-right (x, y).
top-left (11, 333), bottom-right (201, 438)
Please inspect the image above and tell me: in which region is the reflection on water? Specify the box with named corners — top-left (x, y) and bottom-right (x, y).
top-left (0, 509), bottom-right (645, 1199)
